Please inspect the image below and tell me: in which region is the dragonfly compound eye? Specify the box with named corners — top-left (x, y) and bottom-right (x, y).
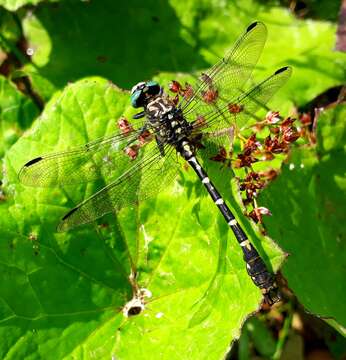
top-left (145, 81), bottom-right (161, 96)
top-left (130, 81), bottom-right (162, 108)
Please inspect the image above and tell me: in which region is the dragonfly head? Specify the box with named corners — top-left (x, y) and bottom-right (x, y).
top-left (131, 81), bottom-right (162, 108)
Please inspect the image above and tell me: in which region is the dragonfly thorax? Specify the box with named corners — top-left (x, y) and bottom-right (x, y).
top-left (146, 95), bottom-right (192, 145)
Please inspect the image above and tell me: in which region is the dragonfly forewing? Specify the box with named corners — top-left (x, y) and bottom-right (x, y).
top-left (57, 144), bottom-right (180, 232)
top-left (180, 21), bottom-right (267, 122)
top-left (19, 129), bottom-right (148, 187)
top-left (192, 66), bottom-right (292, 137)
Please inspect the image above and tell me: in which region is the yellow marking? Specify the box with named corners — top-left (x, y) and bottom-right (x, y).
top-left (240, 240), bottom-right (253, 251)
top-left (215, 199), bottom-right (224, 205)
top-left (228, 219), bottom-right (237, 226)
top-left (240, 240), bottom-right (250, 248)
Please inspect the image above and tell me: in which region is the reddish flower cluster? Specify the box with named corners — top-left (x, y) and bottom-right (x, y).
top-left (124, 145), bottom-right (139, 160)
top-left (233, 134), bottom-right (261, 168)
top-left (248, 206), bottom-right (272, 223)
top-left (298, 112), bottom-right (316, 144)
top-left (263, 117), bottom-right (300, 158)
top-left (118, 117), bottom-right (134, 134)
top-left (118, 117), bottom-right (153, 160)
top-left (210, 147), bottom-right (231, 167)
top-left (239, 171), bottom-right (276, 223)
top-left (240, 172), bottom-right (265, 202)
top-left (201, 88), bottom-right (219, 104)
top-left (234, 116), bottom-right (300, 169)
top-left (169, 80), bottom-right (194, 101)
top-left (227, 111), bottom-right (300, 223)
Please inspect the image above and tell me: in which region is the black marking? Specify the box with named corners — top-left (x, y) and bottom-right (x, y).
top-left (275, 66), bottom-right (288, 75)
top-left (62, 206), bottom-right (79, 220)
top-left (127, 306), bottom-right (142, 317)
top-left (133, 111), bottom-right (146, 119)
top-left (24, 157), bottom-right (43, 167)
top-left (247, 21), bottom-right (259, 32)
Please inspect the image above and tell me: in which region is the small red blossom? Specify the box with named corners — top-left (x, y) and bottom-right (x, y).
top-left (258, 169), bottom-right (278, 181)
top-left (282, 126), bottom-right (300, 143)
top-left (265, 111), bottom-right (281, 124)
top-left (264, 135), bottom-right (286, 154)
top-left (234, 153), bottom-right (258, 168)
top-left (124, 145), bottom-right (139, 160)
top-left (244, 172), bottom-right (260, 182)
top-left (249, 207), bottom-right (272, 223)
top-left (228, 103), bottom-right (243, 114)
top-left (138, 130), bottom-right (152, 145)
top-left (239, 172), bottom-right (266, 201)
top-left (280, 117), bottom-right (295, 129)
top-left (261, 151), bottom-right (275, 161)
top-left (183, 83), bottom-right (194, 100)
top-left (299, 112), bottom-right (312, 126)
top-left (210, 147), bottom-right (228, 163)
top-left (244, 134), bottom-right (261, 154)
top-left (118, 117), bottom-right (133, 134)
top-left (202, 88), bottom-right (219, 104)
top-left (270, 126), bottom-right (280, 135)
top-left (169, 80), bottom-right (182, 93)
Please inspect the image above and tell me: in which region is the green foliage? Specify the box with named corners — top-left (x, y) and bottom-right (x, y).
top-left (2, 78), bottom-right (284, 359)
top-left (0, 0), bottom-right (345, 359)
top-left (0, 0), bottom-right (57, 11)
top-left (0, 75), bottom-right (39, 157)
top-left (261, 104), bottom-right (346, 330)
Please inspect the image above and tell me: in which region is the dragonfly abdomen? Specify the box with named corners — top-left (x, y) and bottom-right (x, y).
top-left (179, 144), bottom-right (280, 305)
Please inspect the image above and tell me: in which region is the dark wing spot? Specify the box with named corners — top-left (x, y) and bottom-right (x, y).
top-left (62, 206), bottom-right (79, 221)
top-left (247, 21), bottom-right (259, 32)
top-left (24, 157), bottom-right (43, 167)
top-left (275, 66), bottom-right (289, 74)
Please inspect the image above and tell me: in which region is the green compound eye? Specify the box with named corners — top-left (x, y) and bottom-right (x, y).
top-left (130, 90), bottom-right (142, 108)
top-left (145, 81), bottom-right (161, 96)
top-left (130, 81), bottom-right (161, 108)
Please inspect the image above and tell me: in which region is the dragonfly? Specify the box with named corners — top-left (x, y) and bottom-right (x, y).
top-left (19, 21), bottom-right (291, 305)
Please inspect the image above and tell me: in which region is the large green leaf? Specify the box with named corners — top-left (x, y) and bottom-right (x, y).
top-left (1, 78), bottom-right (284, 359)
top-left (1, 0), bottom-right (345, 357)
top-left (260, 104), bottom-right (346, 331)
top-left (19, 0), bottom-right (346, 103)
top-left (0, 74), bottom-right (39, 158)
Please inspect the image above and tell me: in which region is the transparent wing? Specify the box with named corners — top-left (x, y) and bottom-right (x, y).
top-left (179, 21), bottom-right (267, 122)
top-left (57, 144), bottom-right (180, 232)
top-left (19, 121), bottom-right (149, 187)
top-left (193, 66), bottom-right (292, 137)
